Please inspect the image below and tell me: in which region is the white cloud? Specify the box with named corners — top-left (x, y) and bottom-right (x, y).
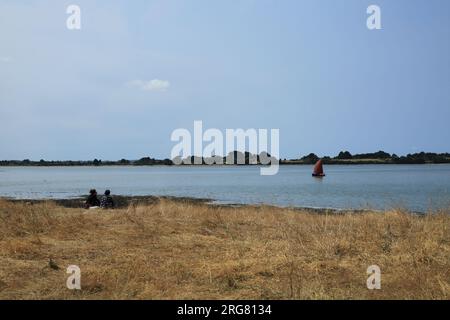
top-left (127, 79), bottom-right (170, 92)
top-left (0, 56), bottom-right (12, 63)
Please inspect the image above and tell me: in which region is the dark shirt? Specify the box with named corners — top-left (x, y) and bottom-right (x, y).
top-left (100, 195), bottom-right (114, 208)
top-left (85, 194), bottom-right (100, 208)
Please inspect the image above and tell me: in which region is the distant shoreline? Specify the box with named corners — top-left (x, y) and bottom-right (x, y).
top-left (1, 162), bottom-right (450, 167)
top-left (1, 151), bottom-right (449, 166)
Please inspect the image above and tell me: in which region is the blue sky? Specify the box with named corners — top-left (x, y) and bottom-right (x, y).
top-left (0, 0), bottom-right (449, 160)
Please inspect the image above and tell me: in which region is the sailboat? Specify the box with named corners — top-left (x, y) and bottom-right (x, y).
top-left (312, 159), bottom-right (325, 177)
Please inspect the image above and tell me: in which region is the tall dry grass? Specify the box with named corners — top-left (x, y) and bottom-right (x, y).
top-left (0, 198), bottom-right (449, 299)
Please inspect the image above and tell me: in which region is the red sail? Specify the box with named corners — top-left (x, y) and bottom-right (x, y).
top-left (313, 159), bottom-right (324, 176)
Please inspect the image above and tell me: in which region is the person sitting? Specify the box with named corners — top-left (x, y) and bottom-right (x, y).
top-left (100, 190), bottom-right (114, 209)
top-left (85, 189), bottom-right (100, 208)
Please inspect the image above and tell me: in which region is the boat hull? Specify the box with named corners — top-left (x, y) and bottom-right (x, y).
top-left (312, 173), bottom-right (325, 177)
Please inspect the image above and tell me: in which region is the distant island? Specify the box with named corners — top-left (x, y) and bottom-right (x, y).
top-left (285, 151), bottom-right (450, 165)
top-left (1, 151), bottom-right (450, 166)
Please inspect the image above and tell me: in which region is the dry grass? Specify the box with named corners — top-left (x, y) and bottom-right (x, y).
top-left (0, 198), bottom-right (449, 300)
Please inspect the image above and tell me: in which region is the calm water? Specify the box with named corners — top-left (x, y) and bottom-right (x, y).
top-left (0, 165), bottom-right (449, 212)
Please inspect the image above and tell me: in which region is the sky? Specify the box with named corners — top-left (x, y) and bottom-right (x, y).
top-left (0, 0), bottom-right (449, 160)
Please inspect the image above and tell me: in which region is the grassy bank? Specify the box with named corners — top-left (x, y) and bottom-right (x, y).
top-left (0, 199), bottom-right (449, 299)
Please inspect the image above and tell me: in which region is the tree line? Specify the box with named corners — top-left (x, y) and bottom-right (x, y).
top-left (294, 151), bottom-right (450, 164)
top-left (1, 151), bottom-right (449, 166)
